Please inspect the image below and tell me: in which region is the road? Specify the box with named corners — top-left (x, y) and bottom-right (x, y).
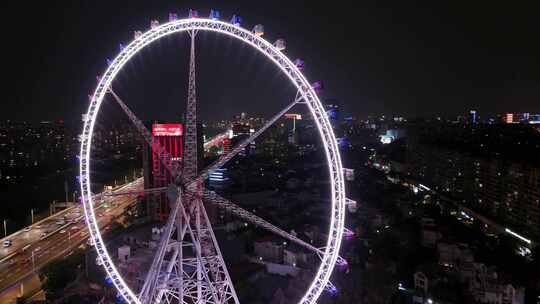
top-left (204, 130), bottom-right (229, 151)
top-left (0, 179), bottom-right (143, 293)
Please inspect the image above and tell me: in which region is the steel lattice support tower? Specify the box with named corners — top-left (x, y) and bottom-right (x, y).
top-left (171, 29), bottom-right (239, 304)
top-left (183, 31), bottom-right (198, 180)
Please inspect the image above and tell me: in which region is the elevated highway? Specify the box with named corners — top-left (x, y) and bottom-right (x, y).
top-left (0, 179), bottom-right (143, 295)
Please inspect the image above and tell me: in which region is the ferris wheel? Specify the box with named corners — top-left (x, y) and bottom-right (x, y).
top-left (79, 9), bottom-right (347, 304)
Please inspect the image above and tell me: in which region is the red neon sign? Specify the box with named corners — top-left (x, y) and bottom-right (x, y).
top-left (152, 124), bottom-right (183, 136)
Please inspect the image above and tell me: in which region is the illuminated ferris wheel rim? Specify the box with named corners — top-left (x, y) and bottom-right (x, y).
top-left (79, 17), bottom-right (346, 304)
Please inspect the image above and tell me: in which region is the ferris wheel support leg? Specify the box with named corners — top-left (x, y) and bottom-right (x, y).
top-left (199, 195), bottom-right (240, 304)
top-left (139, 190), bottom-right (183, 303)
top-left (154, 245), bottom-right (180, 302)
top-left (176, 196), bottom-right (184, 304)
top-left (195, 198), bottom-right (203, 302)
top-left (178, 199), bottom-right (221, 303)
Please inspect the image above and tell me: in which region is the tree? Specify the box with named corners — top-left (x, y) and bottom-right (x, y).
top-left (208, 145), bottom-right (220, 156)
top-left (40, 249), bottom-right (84, 300)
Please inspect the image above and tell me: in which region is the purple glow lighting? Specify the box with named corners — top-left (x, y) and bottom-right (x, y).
top-left (325, 282), bottom-right (338, 295)
top-left (188, 9), bottom-right (199, 18)
top-left (294, 58), bottom-right (305, 70)
top-left (169, 13), bottom-right (178, 22)
top-left (343, 227), bottom-right (355, 239)
top-left (209, 9), bottom-right (220, 20)
top-left (336, 256), bottom-right (348, 267)
top-left (230, 14), bottom-right (242, 26)
top-left (311, 81), bottom-right (324, 93)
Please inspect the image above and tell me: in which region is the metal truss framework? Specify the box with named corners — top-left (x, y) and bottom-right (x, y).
top-left (80, 18), bottom-right (346, 304)
top-left (104, 182), bottom-right (349, 267)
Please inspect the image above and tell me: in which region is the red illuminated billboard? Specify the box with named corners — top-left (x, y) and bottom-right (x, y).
top-left (152, 124), bottom-right (183, 137)
top-left (284, 113), bottom-right (302, 120)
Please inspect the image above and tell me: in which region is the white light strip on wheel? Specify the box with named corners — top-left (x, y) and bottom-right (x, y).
top-left (80, 17), bottom-right (346, 304)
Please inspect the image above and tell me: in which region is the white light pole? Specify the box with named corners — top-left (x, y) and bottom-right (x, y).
top-left (31, 250), bottom-right (35, 270)
top-left (3, 220), bottom-right (6, 237)
top-left (31, 209), bottom-right (34, 224)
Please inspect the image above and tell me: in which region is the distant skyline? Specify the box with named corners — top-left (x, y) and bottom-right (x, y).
top-left (2, 1), bottom-right (539, 123)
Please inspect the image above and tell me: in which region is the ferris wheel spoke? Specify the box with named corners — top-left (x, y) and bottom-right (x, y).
top-left (107, 87), bottom-right (181, 177)
top-left (202, 190), bottom-right (344, 293)
top-left (202, 190), bottom-right (345, 263)
top-left (190, 95), bottom-right (302, 187)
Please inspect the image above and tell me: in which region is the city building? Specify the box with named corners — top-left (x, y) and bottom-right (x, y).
top-left (208, 168), bottom-right (230, 190)
top-left (503, 113), bottom-right (540, 124)
top-left (421, 218), bottom-right (442, 248)
top-left (402, 122), bottom-right (540, 241)
top-left (460, 263), bottom-right (525, 304)
top-left (469, 110), bottom-right (477, 124)
top-left (253, 237), bottom-right (283, 263)
top-left (145, 123), bottom-right (183, 221)
top-left (0, 120), bottom-right (73, 185)
top-left (324, 99), bottom-right (340, 122)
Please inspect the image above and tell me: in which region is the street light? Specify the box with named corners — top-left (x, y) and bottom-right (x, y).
top-left (31, 209), bottom-right (34, 224)
top-left (3, 219), bottom-right (7, 237)
top-left (31, 249), bottom-right (36, 270)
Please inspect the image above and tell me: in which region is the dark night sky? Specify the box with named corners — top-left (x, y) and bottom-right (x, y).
top-left (2, 1), bottom-right (539, 123)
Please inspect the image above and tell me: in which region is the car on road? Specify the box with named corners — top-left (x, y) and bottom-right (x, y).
top-left (3, 240), bottom-right (12, 248)
top-left (40, 232), bottom-right (47, 239)
top-left (59, 230), bottom-right (66, 234)
top-left (23, 227), bottom-right (31, 232)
